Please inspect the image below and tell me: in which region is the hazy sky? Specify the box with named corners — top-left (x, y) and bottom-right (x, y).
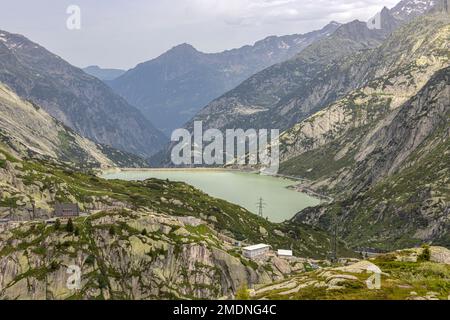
top-left (0, 0), bottom-right (399, 69)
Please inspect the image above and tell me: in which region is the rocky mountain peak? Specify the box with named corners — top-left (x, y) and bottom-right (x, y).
top-left (333, 20), bottom-right (384, 42)
top-left (168, 43), bottom-right (199, 55)
top-left (390, 0), bottom-right (437, 20)
top-left (0, 30), bottom-right (25, 51)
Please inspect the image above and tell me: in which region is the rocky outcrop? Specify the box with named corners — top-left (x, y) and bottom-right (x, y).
top-left (0, 83), bottom-right (146, 168)
top-left (0, 209), bottom-right (311, 300)
top-left (281, 14), bottom-right (450, 168)
top-left (252, 247), bottom-right (450, 300)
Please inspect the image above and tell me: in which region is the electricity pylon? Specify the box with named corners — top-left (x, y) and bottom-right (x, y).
top-left (256, 197), bottom-right (266, 218)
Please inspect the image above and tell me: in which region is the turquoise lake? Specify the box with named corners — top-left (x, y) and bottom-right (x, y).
top-left (102, 170), bottom-right (320, 223)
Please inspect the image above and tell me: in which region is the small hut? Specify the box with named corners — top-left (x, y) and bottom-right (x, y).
top-left (54, 203), bottom-right (80, 218)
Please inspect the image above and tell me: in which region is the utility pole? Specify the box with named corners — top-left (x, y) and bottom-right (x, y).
top-left (331, 211), bottom-right (338, 263)
top-left (256, 197), bottom-right (266, 218)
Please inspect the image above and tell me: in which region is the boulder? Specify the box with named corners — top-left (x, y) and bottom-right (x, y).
top-left (333, 260), bottom-right (381, 274)
top-left (430, 246), bottom-right (450, 264)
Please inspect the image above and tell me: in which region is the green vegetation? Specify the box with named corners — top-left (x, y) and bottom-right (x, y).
top-left (236, 284), bottom-right (250, 300)
top-left (418, 245), bottom-right (431, 262)
top-left (66, 218), bottom-right (74, 233)
top-left (54, 219), bottom-right (61, 230)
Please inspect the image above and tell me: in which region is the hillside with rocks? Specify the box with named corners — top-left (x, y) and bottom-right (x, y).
top-left (0, 83), bottom-right (147, 168)
top-left (293, 65), bottom-right (450, 250)
top-left (280, 14), bottom-right (450, 250)
top-left (0, 143), bottom-right (357, 299)
top-left (0, 30), bottom-right (166, 157)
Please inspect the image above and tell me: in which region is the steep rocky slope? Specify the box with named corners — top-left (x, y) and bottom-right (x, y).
top-left (187, 18), bottom-right (391, 134)
top-left (280, 13), bottom-right (450, 178)
top-left (109, 22), bottom-right (341, 135)
top-left (0, 83), bottom-right (146, 168)
top-left (292, 64), bottom-right (449, 250)
top-left (0, 30), bottom-right (166, 157)
top-left (278, 13), bottom-right (450, 251)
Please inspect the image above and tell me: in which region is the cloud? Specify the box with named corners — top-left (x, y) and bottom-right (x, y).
top-left (0, 0), bottom-right (401, 68)
top-left (188, 0), bottom-right (399, 25)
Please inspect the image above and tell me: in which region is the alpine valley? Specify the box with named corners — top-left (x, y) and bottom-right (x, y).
top-left (0, 0), bottom-right (449, 301)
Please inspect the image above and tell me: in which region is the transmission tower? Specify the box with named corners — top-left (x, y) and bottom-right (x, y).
top-left (256, 197), bottom-right (266, 218)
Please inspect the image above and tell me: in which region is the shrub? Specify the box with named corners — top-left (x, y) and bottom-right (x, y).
top-left (236, 283), bottom-right (250, 300)
top-left (84, 255), bottom-right (96, 265)
top-left (109, 226), bottom-right (116, 236)
top-left (66, 218), bottom-right (74, 233)
top-left (418, 245), bottom-right (431, 262)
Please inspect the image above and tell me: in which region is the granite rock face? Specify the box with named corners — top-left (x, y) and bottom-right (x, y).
top-left (0, 83), bottom-right (146, 168)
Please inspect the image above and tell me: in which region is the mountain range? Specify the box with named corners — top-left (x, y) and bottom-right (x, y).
top-left (152, 1), bottom-right (449, 249)
top-left (0, 0), bottom-right (449, 300)
top-left (83, 65), bottom-right (126, 81)
top-left (0, 31), bottom-right (166, 157)
top-left (152, 7), bottom-right (399, 165)
top-left (183, 4), bottom-right (422, 134)
top-left (108, 22), bottom-right (342, 135)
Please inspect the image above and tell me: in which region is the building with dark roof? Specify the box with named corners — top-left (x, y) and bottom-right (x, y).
top-left (54, 203), bottom-right (80, 218)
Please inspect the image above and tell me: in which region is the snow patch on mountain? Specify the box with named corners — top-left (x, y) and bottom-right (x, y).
top-left (390, 0), bottom-right (436, 20)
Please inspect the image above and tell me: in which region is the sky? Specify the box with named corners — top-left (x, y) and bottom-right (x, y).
top-left (0, 0), bottom-right (399, 69)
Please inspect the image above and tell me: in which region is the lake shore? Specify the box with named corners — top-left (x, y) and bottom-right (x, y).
top-left (99, 167), bottom-right (254, 176)
top-left (100, 167), bottom-right (332, 203)
top-left (100, 168), bottom-right (322, 223)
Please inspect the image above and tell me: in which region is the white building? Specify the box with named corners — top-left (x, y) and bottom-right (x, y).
top-left (277, 249), bottom-right (293, 258)
top-left (243, 244), bottom-right (271, 259)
